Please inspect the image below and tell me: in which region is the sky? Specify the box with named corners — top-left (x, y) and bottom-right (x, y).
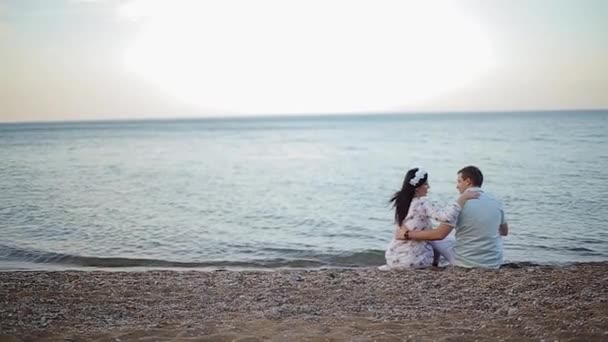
top-left (0, 0), bottom-right (607, 122)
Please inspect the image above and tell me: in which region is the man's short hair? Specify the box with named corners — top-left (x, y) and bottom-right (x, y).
top-left (458, 166), bottom-right (483, 187)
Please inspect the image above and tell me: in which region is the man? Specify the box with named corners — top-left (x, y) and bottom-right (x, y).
top-left (396, 166), bottom-right (509, 268)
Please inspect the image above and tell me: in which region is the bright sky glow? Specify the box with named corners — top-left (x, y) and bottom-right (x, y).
top-left (121, 0), bottom-right (495, 114)
top-left (1, 0), bottom-right (607, 122)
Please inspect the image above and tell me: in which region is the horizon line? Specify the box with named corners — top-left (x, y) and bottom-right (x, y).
top-left (1, 108), bottom-right (606, 125)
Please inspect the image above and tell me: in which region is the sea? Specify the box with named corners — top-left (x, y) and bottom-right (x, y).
top-left (1, 110), bottom-right (607, 271)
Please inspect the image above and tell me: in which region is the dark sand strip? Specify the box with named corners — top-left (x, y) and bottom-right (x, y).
top-left (1, 263), bottom-right (607, 341)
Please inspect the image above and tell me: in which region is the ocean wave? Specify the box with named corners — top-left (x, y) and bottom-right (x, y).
top-left (0, 244), bottom-right (386, 270)
top-left (509, 243), bottom-right (605, 257)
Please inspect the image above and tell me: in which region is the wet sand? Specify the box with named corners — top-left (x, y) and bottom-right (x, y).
top-left (1, 263), bottom-right (607, 341)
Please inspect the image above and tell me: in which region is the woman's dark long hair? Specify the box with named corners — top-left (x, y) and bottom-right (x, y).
top-left (390, 168), bottom-right (428, 226)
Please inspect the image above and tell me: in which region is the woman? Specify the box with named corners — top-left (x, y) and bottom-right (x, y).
top-left (382, 167), bottom-right (477, 269)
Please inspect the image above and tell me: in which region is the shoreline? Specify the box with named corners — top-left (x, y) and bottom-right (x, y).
top-left (1, 263), bottom-right (607, 341)
top-left (0, 260), bottom-right (601, 273)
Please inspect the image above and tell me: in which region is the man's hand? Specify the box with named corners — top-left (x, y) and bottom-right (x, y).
top-left (395, 226), bottom-right (409, 240)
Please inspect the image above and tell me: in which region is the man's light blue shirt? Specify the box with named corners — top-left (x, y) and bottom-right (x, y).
top-left (453, 187), bottom-right (506, 268)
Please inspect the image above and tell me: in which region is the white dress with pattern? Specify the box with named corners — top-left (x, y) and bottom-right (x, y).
top-left (384, 197), bottom-right (461, 269)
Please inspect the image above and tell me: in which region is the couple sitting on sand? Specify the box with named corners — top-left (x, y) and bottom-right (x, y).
top-left (382, 165), bottom-right (509, 269)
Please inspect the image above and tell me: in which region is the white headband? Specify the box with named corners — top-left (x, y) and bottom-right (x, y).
top-left (409, 168), bottom-right (427, 186)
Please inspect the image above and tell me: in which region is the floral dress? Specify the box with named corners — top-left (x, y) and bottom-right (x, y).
top-left (384, 197), bottom-right (461, 269)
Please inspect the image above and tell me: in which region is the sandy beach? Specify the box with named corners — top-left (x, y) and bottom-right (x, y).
top-left (1, 263), bottom-right (607, 341)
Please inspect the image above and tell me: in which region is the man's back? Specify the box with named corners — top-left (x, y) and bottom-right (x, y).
top-left (454, 189), bottom-right (505, 268)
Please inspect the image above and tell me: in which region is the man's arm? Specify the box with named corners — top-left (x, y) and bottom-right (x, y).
top-left (396, 223), bottom-right (454, 241)
top-left (499, 223), bottom-right (509, 236)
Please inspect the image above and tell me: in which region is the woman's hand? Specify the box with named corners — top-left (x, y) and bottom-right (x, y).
top-left (395, 226), bottom-right (409, 240)
top-left (457, 191), bottom-right (480, 207)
